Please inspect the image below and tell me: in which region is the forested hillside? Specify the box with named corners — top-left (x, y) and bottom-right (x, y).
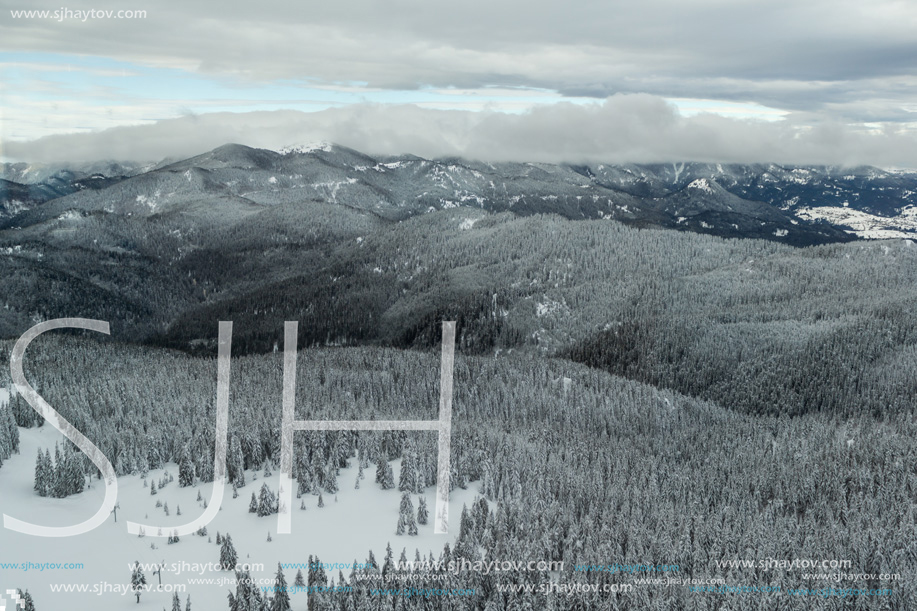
top-left (1, 335), bottom-right (914, 610)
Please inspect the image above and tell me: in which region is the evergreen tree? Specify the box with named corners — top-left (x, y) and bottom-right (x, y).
top-left (52, 443), bottom-right (64, 497)
top-left (17, 589), bottom-right (36, 611)
top-left (398, 451), bottom-right (416, 492)
top-left (171, 592), bottom-right (182, 611)
top-left (34, 448), bottom-right (49, 497)
top-left (270, 563), bottom-right (291, 611)
top-left (380, 462), bottom-right (395, 490)
top-left (396, 492), bottom-right (417, 536)
top-left (131, 560), bottom-right (147, 603)
top-left (179, 446), bottom-right (195, 487)
top-left (249, 492), bottom-right (258, 513)
top-left (323, 460), bottom-right (338, 494)
top-left (64, 443), bottom-right (84, 496)
top-left (257, 483), bottom-right (278, 517)
top-left (229, 436), bottom-right (246, 488)
top-left (220, 534), bottom-right (238, 570)
top-left (417, 496), bottom-right (429, 525)
top-left (382, 543), bottom-right (394, 578)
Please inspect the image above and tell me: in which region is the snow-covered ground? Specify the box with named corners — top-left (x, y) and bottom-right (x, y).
top-left (0, 419), bottom-right (478, 610)
top-left (795, 205), bottom-right (917, 239)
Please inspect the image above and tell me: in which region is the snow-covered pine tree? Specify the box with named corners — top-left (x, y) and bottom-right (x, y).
top-left (381, 462), bottom-right (395, 490)
top-left (323, 460), bottom-right (338, 494)
top-left (34, 448), bottom-right (50, 496)
top-left (63, 443), bottom-right (84, 496)
top-left (16, 589), bottom-right (35, 611)
top-left (220, 534), bottom-right (238, 570)
top-left (417, 496), bottom-right (429, 525)
top-left (131, 560), bottom-right (147, 603)
top-left (398, 451), bottom-right (416, 492)
top-left (396, 492), bottom-right (417, 536)
top-left (382, 544), bottom-right (394, 578)
top-left (270, 563), bottom-right (291, 611)
top-left (52, 443), bottom-right (63, 497)
top-left (257, 483), bottom-right (278, 516)
top-left (229, 435), bottom-right (245, 489)
top-left (178, 446), bottom-right (195, 487)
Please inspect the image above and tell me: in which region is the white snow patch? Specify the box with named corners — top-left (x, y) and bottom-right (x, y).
top-left (279, 141), bottom-right (332, 154)
top-left (795, 206), bottom-right (917, 239)
top-left (0, 426), bottom-right (477, 611)
top-left (687, 178), bottom-right (715, 194)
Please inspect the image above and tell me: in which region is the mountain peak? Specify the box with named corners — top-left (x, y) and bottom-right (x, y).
top-left (686, 177), bottom-right (719, 194)
top-left (278, 141), bottom-right (334, 155)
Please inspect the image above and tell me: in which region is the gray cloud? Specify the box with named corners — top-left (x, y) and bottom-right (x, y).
top-left (2, 0), bottom-right (917, 121)
top-left (6, 98), bottom-right (917, 168)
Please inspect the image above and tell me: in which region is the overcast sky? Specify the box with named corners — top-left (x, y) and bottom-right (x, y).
top-left (1, 0), bottom-right (916, 165)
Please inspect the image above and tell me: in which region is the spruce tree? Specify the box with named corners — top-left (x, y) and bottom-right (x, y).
top-left (17, 589), bottom-right (35, 611)
top-left (229, 436), bottom-right (246, 488)
top-left (396, 492), bottom-right (417, 536)
top-left (323, 460), bottom-right (338, 494)
top-left (257, 483), bottom-right (278, 516)
top-left (178, 446), bottom-right (195, 487)
top-left (381, 462), bottom-right (395, 490)
top-left (417, 496), bottom-right (429, 525)
top-left (131, 560), bottom-right (147, 603)
top-left (25, 591), bottom-right (36, 611)
top-left (220, 534), bottom-right (238, 570)
top-left (270, 563), bottom-right (291, 611)
top-left (398, 451), bottom-right (416, 492)
top-left (34, 448), bottom-right (49, 497)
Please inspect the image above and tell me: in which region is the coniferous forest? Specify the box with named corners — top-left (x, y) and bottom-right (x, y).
top-left (1, 151), bottom-right (916, 610)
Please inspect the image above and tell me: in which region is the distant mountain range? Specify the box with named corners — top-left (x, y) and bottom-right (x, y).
top-left (3, 143), bottom-right (917, 243)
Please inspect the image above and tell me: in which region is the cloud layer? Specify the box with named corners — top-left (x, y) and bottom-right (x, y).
top-left (6, 97), bottom-right (917, 167)
top-left (2, 0), bottom-right (917, 123)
